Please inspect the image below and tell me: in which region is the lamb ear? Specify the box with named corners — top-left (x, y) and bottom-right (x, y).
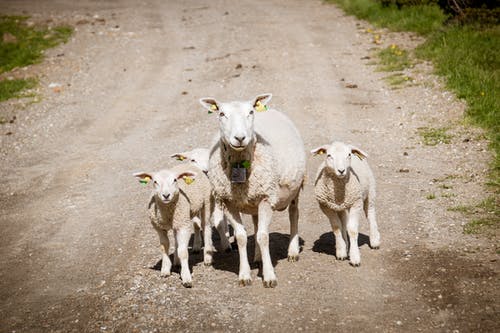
top-left (350, 145), bottom-right (369, 160)
top-left (310, 146), bottom-right (328, 156)
top-left (133, 172), bottom-right (153, 185)
top-left (199, 97), bottom-right (220, 113)
top-left (177, 171), bottom-right (197, 185)
top-left (253, 93), bottom-right (272, 108)
top-left (170, 152), bottom-right (189, 161)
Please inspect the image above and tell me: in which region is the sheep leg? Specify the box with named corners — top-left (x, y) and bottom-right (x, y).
top-left (287, 196), bottom-right (300, 262)
top-left (173, 230), bottom-right (180, 267)
top-left (258, 200), bottom-right (277, 288)
top-left (192, 216), bottom-right (202, 254)
top-left (365, 199), bottom-right (380, 249)
top-left (346, 206), bottom-right (362, 267)
top-left (252, 215), bottom-right (261, 262)
top-left (213, 204), bottom-right (232, 253)
top-left (156, 228), bottom-right (172, 277)
top-left (176, 227), bottom-right (193, 288)
top-left (201, 205), bottom-right (214, 266)
top-left (226, 205), bottom-right (252, 286)
top-left (338, 210), bottom-right (348, 246)
top-left (332, 212), bottom-right (348, 260)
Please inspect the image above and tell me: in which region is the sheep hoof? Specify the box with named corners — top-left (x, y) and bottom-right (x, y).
top-left (287, 255), bottom-right (299, 262)
top-left (239, 279), bottom-right (252, 286)
top-left (336, 256), bottom-right (347, 261)
top-left (349, 262), bottom-right (361, 267)
top-left (182, 281), bottom-right (193, 288)
top-left (370, 245), bottom-right (380, 250)
top-left (263, 279), bottom-right (278, 288)
top-left (160, 271), bottom-right (171, 277)
top-left (204, 261), bottom-right (213, 267)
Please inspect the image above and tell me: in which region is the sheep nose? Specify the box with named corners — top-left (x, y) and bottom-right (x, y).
top-left (162, 193), bottom-right (170, 200)
top-left (338, 169), bottom-right (345, 175)
top-left (234, 135), bottom-right (246, 143)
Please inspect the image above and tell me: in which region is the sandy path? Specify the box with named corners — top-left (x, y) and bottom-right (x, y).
top-left (0, 0), bottom-right (497, 332)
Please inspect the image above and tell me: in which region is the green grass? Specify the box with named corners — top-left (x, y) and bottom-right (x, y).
top-left (0, 15), bottom-right (72, 101)
top-left (416, 26), bottom-right (500, 182)
top-left (0, 78), bottom-right (37, 102)
top-left (377, 45), bottom-right (411, 71)
top-left (327, 0), bottom-right (446, 35)
top-left (448, 197), bottom-right (499, 236)
top-left (426, 193), bottom-right (436, 200)
top-left (418, 126), bottom-right (452, 145)
top-left (384, 73), bottom-right (412, 87)
top-left (0, 16), bottom-right (72, 74)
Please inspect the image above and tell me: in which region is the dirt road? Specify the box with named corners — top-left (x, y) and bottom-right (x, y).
top-left (0, 0), bottom-right (498, 332)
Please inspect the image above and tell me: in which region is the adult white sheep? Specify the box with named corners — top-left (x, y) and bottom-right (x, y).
top-left (199, 93), bottom-right (306, 288)
top-left (171, 148), bottom-right (232, 253)
top-left (311, 141), bottom-right (381, 267)
top-left (133, 164), bottom-right (213, 287)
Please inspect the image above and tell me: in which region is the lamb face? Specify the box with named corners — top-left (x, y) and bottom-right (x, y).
top-left (311, 141), bottom-right (369, 178)
top-left (171, 148), bottom-right (210, 173)
top-left (134, 170), bottom-right (196, 204)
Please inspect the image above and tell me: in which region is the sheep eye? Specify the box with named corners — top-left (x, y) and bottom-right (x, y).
top-left (348, 153), bottom-right (352, 157)
top-left (249, 110), bottom-right (254, 115)
top-left (173, 178), bottom-right (177, 182)
top-left (219, 112), bottom-right (225, 117)
top-left (191, 159), bottom-right (195, 162)
top-left (327, 154), bottom-right (332, 158)
top-left (153, 180), bottom-right (158, 185)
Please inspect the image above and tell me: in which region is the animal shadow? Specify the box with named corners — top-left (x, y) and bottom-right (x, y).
top-left (312, 232), bottom-right (370, 257)
top-left (212, 232), bottom-right (305, 276)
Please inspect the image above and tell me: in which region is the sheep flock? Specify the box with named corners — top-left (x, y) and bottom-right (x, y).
top-left (134, 93), bottom-right (380, 288)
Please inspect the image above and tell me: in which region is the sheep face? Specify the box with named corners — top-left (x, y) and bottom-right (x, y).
top-left (200, 94), bottom-right (272, 152)
top-left (171, 148), bottom-right (210, 173)
top-left (134, 170), bottom-right (196, 203)
top-left (311, 142), bottom-right (368, 179)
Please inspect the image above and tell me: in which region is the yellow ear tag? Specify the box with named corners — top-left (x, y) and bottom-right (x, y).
top-left (177, 156), bottom-right (185, 161)
top-left (318, 150), bottom-right (325, 155)
top-left (139, 176), bottom-right (150, 185)
top-left (255, 101), bottom-right (267, 112)
top-left (183, 176), bottom-right (194, 185)
top-left (208, 104), bottom-right (218, 114)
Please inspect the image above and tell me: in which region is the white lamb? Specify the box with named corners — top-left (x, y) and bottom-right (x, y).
top-left (171, 148), bottom-right (232, 252)
top-left (133, 164), bottom-right (213, 287)
top-left (311, 141), bottom-right (381, 266)
top-left (199, 93), bottom-right (306, 288)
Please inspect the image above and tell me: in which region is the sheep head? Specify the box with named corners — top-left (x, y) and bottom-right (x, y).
top-left (171, 148), bottom-right (210, 173)
top-left (200, 94), bottom-right (272, 152)
top-left (311, 142), bottom-right (368, 179)
top-left (134, 170), bottom-right (197, 203)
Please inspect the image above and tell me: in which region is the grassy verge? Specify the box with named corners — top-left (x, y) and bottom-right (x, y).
top-left (0, 15), bottom-right (72, 101)
top-left (326, 0), bottom-right (499, 234)
top-left (327, 0), bottom-right (446, 35)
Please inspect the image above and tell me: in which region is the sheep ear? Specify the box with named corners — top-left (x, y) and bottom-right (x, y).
top-left (133, 172), bottom-right (153, 185)
top-left (199, 97), bottom-right (220, 114)
top-left (171, 153), bottom-right (188, 161)
top-left (177, 171), bottom-right (197, 185)
top-left (253, 93), bottom-right (272, 109)
top-left (311, 146), bottom-right (328, 156)
top-left (350, 146), bottom-right (369, 160)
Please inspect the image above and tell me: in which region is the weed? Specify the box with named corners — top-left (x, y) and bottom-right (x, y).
top-left (418, 127), bottom-right (452, 145)
top-left (464, 218), bottom-right (497, 234)
top-left (0, 78), bottom-right (37, 102)
top-left (377, 44), bottom-right (411, 71)
top-left (384, 73), bottom-right (412, 87)
top-left (426, 193), bottom-right (436, 199)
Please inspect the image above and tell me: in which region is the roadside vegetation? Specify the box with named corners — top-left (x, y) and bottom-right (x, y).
top-left (327, 0), bottom-right (499, 234)
top-left (0, 15), bottom-right (72, 102)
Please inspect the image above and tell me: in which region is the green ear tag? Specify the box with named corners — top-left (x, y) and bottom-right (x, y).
top-left (241, 160), bottom-right (251, 169)
top-left (139, 176), bottom-right (150, 185)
